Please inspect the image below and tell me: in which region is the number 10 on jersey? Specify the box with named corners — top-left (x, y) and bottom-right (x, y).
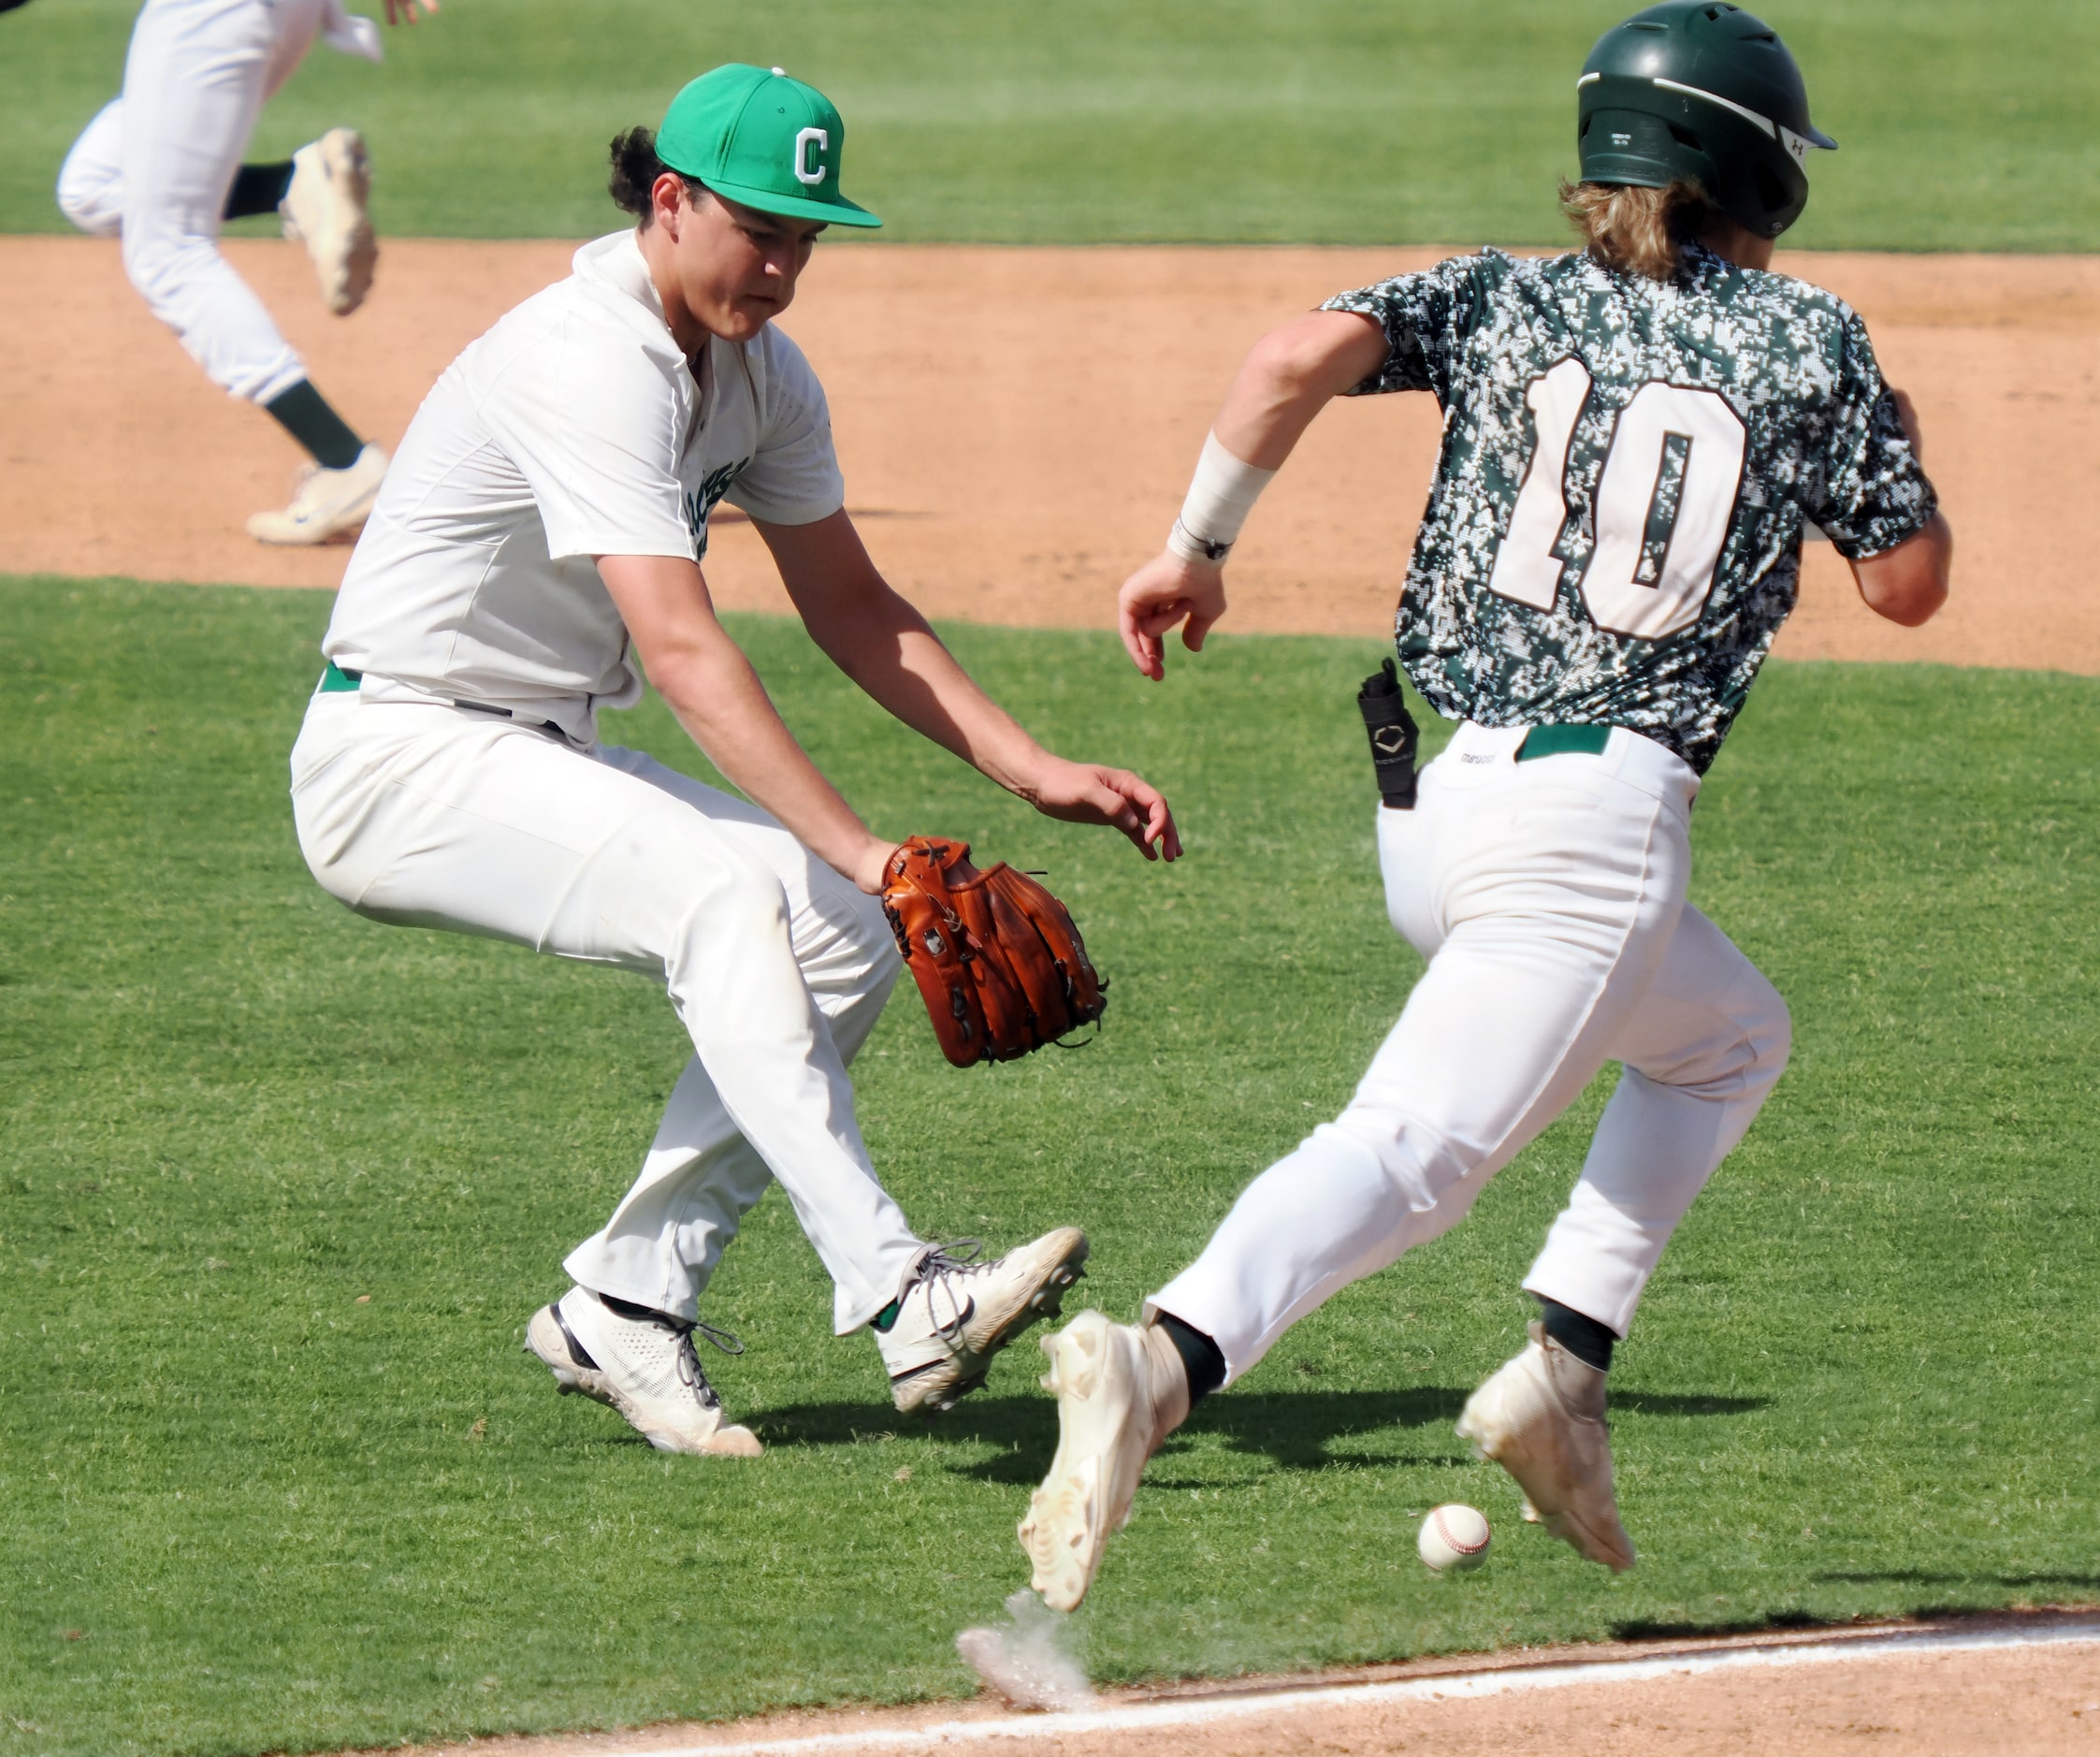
top-left (1486, 359), bottom-right (1747, 641)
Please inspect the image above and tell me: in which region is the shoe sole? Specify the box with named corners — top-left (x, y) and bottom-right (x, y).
top-left (524, 1305), bottom-right (761, 1459)
top-left (891, 1231), bottom-right (1091, 1416)
top-left (285, 130), bottom-right (376, 316)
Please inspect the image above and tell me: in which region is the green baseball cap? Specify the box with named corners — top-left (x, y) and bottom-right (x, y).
top-left (655, 64), bottom-right (880, 229)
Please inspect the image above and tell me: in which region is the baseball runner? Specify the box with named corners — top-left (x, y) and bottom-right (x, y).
top-left (55, 0), bottom-right (432, 545)
top-left (290, 65), bottom-right (1180, 1457)
top-left (1021, 1), bottom-right (1952, 1607)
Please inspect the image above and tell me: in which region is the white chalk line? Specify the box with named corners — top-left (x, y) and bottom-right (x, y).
top-left (636, 1618), bottom-right (2100, 1755)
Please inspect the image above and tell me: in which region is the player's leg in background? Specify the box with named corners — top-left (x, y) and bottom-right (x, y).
top-left (58, 97), bottom-right (295, 236)
top-left (1523, 902), bottom-right (1791, 1337)
top-left (55, 100), bottom-right (127, 236)
top-left (106, 0), bottom-right (384, 543)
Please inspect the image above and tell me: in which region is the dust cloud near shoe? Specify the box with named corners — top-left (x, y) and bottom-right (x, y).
top-left (955, 1589), bottom-right (1096, 1711)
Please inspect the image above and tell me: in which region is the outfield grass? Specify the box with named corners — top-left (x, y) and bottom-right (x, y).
top-left (2, 0), bottom-right (2095, 249)
top-left (2, 575), bottom-right (2097, 1757)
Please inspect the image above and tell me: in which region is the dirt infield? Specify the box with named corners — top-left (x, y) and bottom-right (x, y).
top-left (1, 237), bottom-right (2094, 671)
top-left (351, 1613), bottom-right (2100, 1757)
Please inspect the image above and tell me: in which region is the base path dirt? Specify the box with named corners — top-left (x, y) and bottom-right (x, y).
top-left (0, 238), bottom-right (2093, 673)
top-left (341, 1613), bottom-right (2100, 1757)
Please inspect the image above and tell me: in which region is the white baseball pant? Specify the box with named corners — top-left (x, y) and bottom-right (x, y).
top-left (56, 0), bottom-right (345, 405)
top-left (289, 690), bottom-right (923, 1333)
top-left (1151, 721), bottom-right (1790, 1380)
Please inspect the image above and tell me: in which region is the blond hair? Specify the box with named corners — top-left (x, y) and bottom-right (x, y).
top-left (1558, 180), bottom-right (1713, 283)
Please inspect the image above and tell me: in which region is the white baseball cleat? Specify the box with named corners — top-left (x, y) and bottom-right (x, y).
top-left (282, 127), bottom-right (376, 315)
top-left (1455, 1321), bottom-right (1635, 1572)
top-left (1019, 1312), bottom-right (1191, 1612)
top-left (877, 1228), bottom-right (1089, 1415)
top-left (246, 443), bottom-right (387, 546)
top-left (525, 1286), bottom-right (762, 1459)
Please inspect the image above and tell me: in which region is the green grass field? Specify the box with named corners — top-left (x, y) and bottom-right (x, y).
top-left (3, 575), bottom-right (2097, 1757)
top-left (2, 0), bottom-right (2096, 249)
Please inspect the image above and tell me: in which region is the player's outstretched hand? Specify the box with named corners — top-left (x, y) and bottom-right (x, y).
top-left (384, 0), bottom-right (437, 23)
top-left (1119, 551), bottom-right (1226, 681)
top-left (1021, 756), bottom-right (1180, 862)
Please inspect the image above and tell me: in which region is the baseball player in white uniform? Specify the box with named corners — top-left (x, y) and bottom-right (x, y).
top-left (56, 0), bottom-right (432, 545)
top-left (1021, 2), bottom-right (1953, 1607)
top-left (290, 65), bottom-right (1180, 1458)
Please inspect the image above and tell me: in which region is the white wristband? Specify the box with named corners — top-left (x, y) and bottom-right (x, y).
top-left (1166, 430), bottom-right (1276, 565)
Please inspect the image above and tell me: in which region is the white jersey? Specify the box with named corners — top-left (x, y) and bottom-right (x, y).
top-left (324, 229), bottom-right (846, 742)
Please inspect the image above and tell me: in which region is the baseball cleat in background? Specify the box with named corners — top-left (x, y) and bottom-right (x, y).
top-left (879, 1228), bottom-right (1089, 1415)
top-left (1455, 1321), bottom-right (1635, 1571)
top-left (247, 443), bottom-right (387, 545)
top-left (525, 1286), bottom-right (761, 1459)
top-left (1019, 1311), bottom-right (1192, 1613)
top-left (282, 126), bottom-right (376, 316)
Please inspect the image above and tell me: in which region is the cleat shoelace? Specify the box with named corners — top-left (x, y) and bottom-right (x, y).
top-left (659, 1313), bottom-right (743, 1411)
top-left (906, 1239), bottom-right (995, 1344)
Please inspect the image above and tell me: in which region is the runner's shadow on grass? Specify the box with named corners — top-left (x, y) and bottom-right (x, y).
top-left (746, 1384), bottom-right (1766, 1483)
top-left (743, 1389), bottom-right (1467, 1483)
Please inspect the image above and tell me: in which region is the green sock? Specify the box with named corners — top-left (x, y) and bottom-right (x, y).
top-left (264, 380), bottom-right (364, 471)
top-left (870, 1299), bottom-right (900, 1333)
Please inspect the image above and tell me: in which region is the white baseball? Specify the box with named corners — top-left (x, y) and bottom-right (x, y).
top-left (1417, 1503), bottom-right (1492, 1573)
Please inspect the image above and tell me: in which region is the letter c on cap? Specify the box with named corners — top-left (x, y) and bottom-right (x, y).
top-left (793, 126), bottom-right (828, 186)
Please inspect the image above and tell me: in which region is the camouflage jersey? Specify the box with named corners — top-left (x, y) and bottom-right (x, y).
top-left (1322, 242), bottom-right (1936, 774)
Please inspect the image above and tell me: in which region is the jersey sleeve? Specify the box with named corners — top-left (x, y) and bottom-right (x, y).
top-left (722, 328), bottom-right (847, 526)
top-left (480, 321), bottom-right (696, 563)
top-left (1803, 311), bottom-right (1938, 560)
top-left (1319, 253), bottom-right (1499, 403)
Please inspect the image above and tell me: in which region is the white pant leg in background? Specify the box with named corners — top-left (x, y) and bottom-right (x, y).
top-left (57, 0), bottom-right (326, 404)
top-left (55, 99), bottom-right (127, 235)
top-left (290, 693), bottom-right (922, 1333)
top-left (1151, 723), bottom-right (1776, 1381)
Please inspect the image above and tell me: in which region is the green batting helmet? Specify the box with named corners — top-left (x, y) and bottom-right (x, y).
top-left (1577, 2), bottom-right (1835, 239)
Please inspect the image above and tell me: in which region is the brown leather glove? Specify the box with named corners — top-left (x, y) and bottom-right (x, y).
top-left (879, 835), bottom-right (1107, 1067)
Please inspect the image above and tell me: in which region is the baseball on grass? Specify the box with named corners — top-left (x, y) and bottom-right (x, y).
top-left (1417, 1503), bottom-right (1492, 1572)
